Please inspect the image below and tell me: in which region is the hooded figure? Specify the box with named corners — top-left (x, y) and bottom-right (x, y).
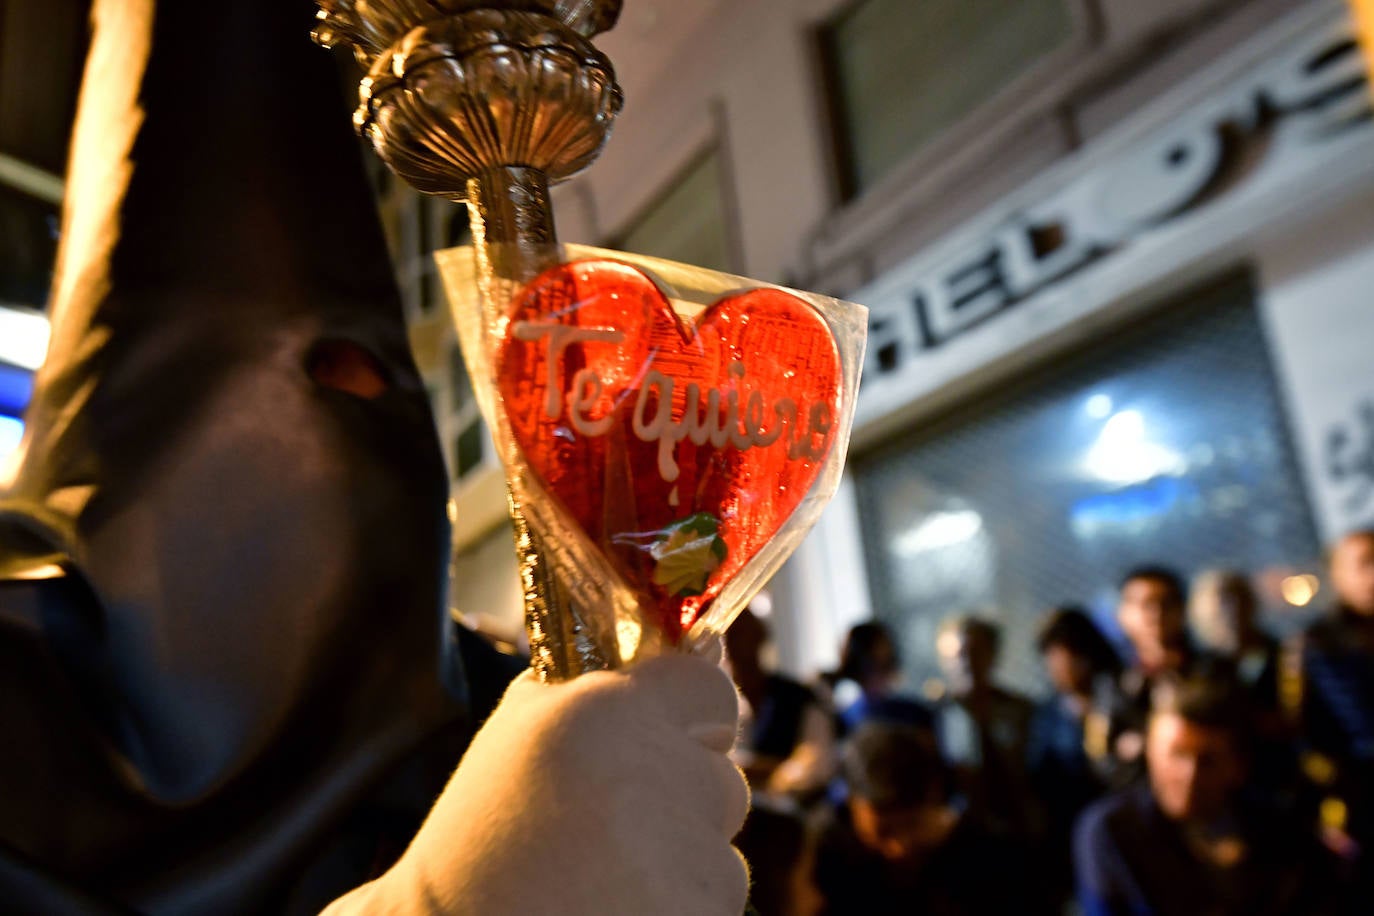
top-left (0, 1), bottom-right (508, 910)
top-left (0, 3), bottom-right (752, 914)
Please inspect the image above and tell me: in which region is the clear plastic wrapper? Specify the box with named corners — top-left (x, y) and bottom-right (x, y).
top-left (437, 242), bottom-right (866, 678)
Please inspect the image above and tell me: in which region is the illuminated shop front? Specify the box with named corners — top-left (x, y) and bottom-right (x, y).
top-left (850, 275), bottom-right (1321, 692)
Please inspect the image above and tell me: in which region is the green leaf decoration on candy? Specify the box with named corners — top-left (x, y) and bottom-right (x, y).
top-left (650, 513), bottom-right (728, 597)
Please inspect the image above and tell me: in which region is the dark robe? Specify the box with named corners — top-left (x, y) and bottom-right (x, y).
top-left (0, 1), bottom-right (520, 912)
top-left (1074, 784), bottom-right (1342, 916)
top-left (746, 674), bottom-right (818, 760)
top-left (1299, 610), bottom-right (1374, 900)
top-left (813, 805), bottom-right (1045, 916)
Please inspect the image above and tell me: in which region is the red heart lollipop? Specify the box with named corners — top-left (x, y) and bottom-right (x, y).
top-left (497, 259), bottom-right (843, 642)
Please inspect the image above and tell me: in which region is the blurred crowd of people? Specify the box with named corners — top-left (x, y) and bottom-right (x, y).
top-left (724, 528), bottom-right (1374, 915)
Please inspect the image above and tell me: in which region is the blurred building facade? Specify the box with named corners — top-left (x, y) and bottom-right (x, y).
top-left (375, 0), bottom-right (1374, 689)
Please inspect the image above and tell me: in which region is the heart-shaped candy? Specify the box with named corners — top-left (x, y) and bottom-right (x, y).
top-left (497, 260), bottom-right (843, 642)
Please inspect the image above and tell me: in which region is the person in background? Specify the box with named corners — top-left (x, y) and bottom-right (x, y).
top-left (725, 606), bottom-right (837, 802)
top-left (1105, 565), bottom-right (1196, 784)
top-left (1074, 674), bottom-right (1341, 916)
top-left (1190, 569), bottom-right (1280, 711)
top-left (1292, 528), bottom-right (1374, 902)
top-left (833, 621), bottom-right (932, 736)
top-left (1027, 606), bottom-right (1122, 903)
top-left (813, 723), bottom-right (1047, 916)
top-left (1190, 569), bottom-right (1296, 800)
top-left (934, 615), bottom-right (1037, 838)
top-left (733, 803), bottom-right (823, 916)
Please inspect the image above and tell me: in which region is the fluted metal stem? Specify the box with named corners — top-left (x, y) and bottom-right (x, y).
top-left (465, 166), bottom-right (558, 283)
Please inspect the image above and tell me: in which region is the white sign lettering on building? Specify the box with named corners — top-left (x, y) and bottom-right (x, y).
top-left (858, 9), bottom-right (1371, 425)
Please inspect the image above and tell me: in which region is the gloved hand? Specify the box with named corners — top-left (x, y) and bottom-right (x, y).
top-left (322, 650), bottom-right (750, 915)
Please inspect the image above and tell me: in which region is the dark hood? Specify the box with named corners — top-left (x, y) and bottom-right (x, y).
top-left (0, 0), bottom-right (481, 911)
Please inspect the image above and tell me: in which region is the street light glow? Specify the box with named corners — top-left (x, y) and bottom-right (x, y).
top-left (1083, 409), bottom-right (1185, 485)
top-left (0, 415), bottom-right (23, 470)
top-left (0, 307), bottom-right (51, 371)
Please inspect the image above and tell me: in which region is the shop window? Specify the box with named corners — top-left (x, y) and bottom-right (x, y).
top-left (418, 268), bottom-right (438, 315)
top-left (448, 344), bottom-right (473, 415)
top-left (447, 207), bottom-right (472, 249)
top-left (446, 343), bottom-right (486, 482)
top-left (454, 421), bottom-right (487, 480)
top-left (820, 0), bottom-right (1074, 198)
top-left (416, 202), bottom-right (438, 314)
top-left (615, 148), bottom-right (734, 274)
top-left (852, 274), bottom-right (1322, 696)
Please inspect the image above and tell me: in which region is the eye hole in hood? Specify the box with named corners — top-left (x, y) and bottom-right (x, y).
top-left (306, 338), bottom-right (391, 400)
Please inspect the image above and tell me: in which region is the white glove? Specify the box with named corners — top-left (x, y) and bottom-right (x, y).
top-left (322, 651), bottom-right (751, 915)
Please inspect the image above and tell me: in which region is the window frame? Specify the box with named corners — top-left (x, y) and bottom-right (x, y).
top-left (813, 0), bottom-right (1097, 206)
top-left (605, 137), bottom-right (745, 276)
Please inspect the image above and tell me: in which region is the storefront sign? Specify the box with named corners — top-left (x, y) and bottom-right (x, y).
top-left (860, 10), bottom-right (1372, 413)
top-left (1327, 398), bottom-right (1374, 521)
top-left (1262, 227), bottom-right (1374, 540)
